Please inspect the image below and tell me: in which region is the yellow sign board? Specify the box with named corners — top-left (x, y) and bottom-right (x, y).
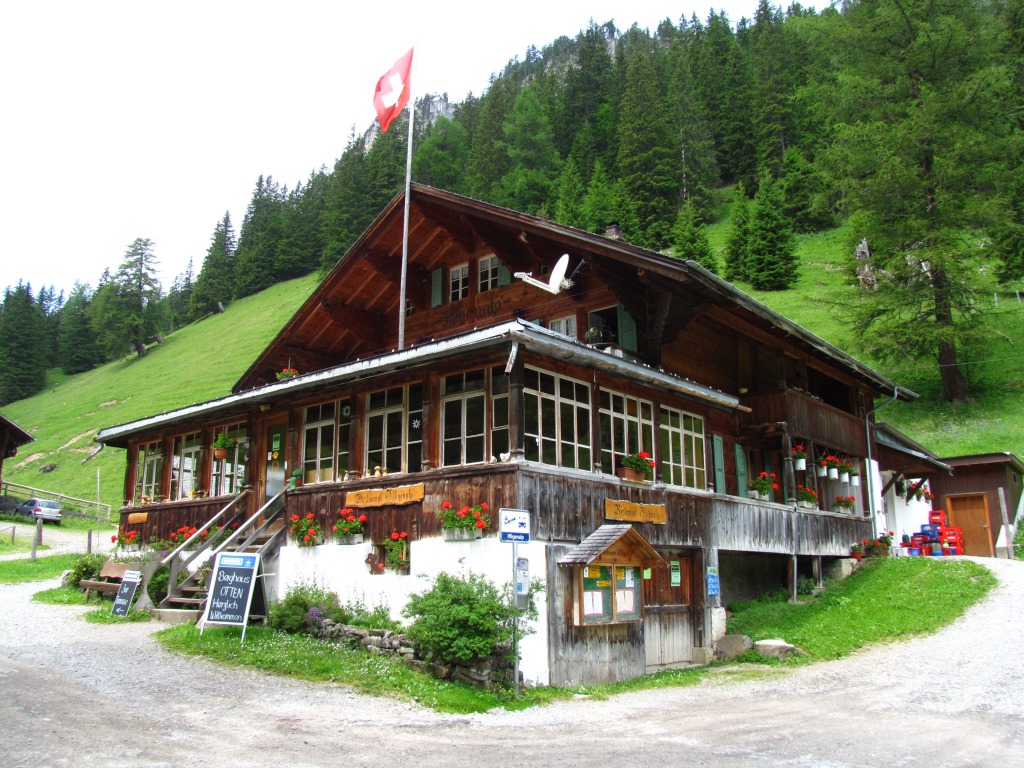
top-left (604, 498), bottom-right (667, 524)
top-left (347, 483), bottom-right (425, 508)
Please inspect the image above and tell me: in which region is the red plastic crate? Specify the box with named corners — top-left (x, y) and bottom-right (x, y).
top-left (929, 510), bottom-right (947, 526)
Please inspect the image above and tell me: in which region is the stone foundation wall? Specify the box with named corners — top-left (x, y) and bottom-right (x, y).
top-left (316, 620), bottom-right (514, 689)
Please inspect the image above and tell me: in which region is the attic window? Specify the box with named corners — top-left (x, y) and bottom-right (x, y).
top-left (479, 254), bottom-right (501, 292)
top-left (450, 264), bottom-right (469, 302)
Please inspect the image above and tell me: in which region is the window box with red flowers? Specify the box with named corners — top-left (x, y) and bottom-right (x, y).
top-left (616, 450), bottom-right (655, 482)
top-left (333, 507), bottom-right (367, 544)
top-left (796, 485), bottom-right (819, 509)
top-left (749, 471), bottom-right (778, 501)
top-left (382, 530), bottom-right (410, 572)
top-left (289, 512), bottom-right (322, 547)
top-left (438, 500), bottom-right (490, 541)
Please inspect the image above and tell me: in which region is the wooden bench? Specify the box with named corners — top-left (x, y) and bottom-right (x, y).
top-left (80, 562), bottom-right (128, 600)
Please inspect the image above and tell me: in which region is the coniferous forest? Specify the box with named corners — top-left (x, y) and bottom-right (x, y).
top-left (2, 0), bottom-right (1023, 406)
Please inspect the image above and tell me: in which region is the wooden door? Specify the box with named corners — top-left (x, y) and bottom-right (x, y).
top-left (947, 494), bottom-right (994, 557)
top-left (643, 552), bottom-right (694, 668)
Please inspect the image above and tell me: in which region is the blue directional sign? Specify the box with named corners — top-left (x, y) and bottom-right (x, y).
top-left (499, 508), bottom-right (531, 543)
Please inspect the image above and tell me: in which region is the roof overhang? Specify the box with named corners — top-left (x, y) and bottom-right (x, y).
top-left (874, 423), bottom-right (951, 476)
top-left (96, 320), bottom-right (741, 448)
top-left (558, 524), bottom-right (668, 569)
top-left (1, 413), bottom-right (34, 452)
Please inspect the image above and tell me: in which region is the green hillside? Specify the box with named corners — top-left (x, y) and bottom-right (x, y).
top-left (2, 276), bottom-right (319, 509)
top-left (4, 220), bottom-right (1024, 513)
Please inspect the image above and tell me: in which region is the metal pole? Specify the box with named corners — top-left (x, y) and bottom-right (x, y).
top-left (397, 71), bottom-right (416, 351)
top-left (512, 540), bottom-right (520, 696)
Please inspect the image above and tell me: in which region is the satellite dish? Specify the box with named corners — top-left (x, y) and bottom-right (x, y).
top-left (514, 253), bottom-right (574, 295)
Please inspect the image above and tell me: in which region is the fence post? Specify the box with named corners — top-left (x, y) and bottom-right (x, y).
top-left (88, 529), bottom-right (93, 554)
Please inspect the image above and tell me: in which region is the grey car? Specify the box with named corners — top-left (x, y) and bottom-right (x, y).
top-left (15, 498), bottom-right (63, 525)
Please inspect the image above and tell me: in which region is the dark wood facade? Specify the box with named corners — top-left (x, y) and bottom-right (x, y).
top-left (97, 185), bottom-right (907, 684)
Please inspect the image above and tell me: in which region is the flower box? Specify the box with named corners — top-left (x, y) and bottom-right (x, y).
top-left (616, 467), bottom-right (647, 483)
top-left (337, 534), bottom-right (364, 545)
top-left (442, 527), bottom-right (483, 542)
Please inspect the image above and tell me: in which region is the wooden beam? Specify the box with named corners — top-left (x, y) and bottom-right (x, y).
top-left (318, 301), bottom-right (386, 347)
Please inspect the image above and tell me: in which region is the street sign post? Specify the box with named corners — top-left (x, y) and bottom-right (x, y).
top-left (499, 508), bottom-right (531, 694)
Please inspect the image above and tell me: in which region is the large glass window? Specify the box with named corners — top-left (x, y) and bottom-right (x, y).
top-left (599, 390), bottom-right (655, 474)
top-left (134, 440), bottom-right (163, 502)
top-left (449, 264), bottom-right (469, 302)
top-left (442, 370), bottom-right (487, 466)
top-left (524, 367), bottom-right (591, 470)
top-left (210, 423), bottom-right (247, 497)
top-left (303, 402), bottom-right (336, 483)
top-left (659, 406), bottom-right (706, 489)
top-left (366, 385), bottom-right (422, 474)
top-left (549, 315), bottom-right (577, 340)
top-left (170, 432), bottom-right (202, 499)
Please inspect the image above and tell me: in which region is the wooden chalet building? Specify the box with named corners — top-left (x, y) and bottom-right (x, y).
top-left (97, 184), bottom-right (915, 686)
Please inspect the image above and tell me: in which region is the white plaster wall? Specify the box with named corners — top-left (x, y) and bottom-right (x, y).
top-left (278, 536), bottom-right (551, 686)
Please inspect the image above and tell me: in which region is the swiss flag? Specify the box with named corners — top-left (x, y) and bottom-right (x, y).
top-left (373, 48), bottom-right (414, 133)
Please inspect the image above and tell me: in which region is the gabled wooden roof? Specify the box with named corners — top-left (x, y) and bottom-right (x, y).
top-left (235, 184), bottom-right (915, 400)
top-left (1, 413), bottom-right (34, 460)
top-left (558, 524), bottom-right (668, 569)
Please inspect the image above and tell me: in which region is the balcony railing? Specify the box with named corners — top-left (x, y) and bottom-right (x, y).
top-left (740, 388), bottom-right (867, 456)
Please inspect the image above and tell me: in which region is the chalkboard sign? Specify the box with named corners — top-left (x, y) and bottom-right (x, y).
top-left (202, 553), bottom-right (262, 641)
top-left (111, 570), bottom-right (141, 617)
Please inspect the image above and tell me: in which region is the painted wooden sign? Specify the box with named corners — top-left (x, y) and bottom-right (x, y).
top-left (347, 483), bottom-right (425, 508)
top-left (604, 499), bottom-right (667, 524)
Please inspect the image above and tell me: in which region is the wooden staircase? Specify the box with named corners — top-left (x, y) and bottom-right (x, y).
top-left (150, 490), bottom-right (288, 623)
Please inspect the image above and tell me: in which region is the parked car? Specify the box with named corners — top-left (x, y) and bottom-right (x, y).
top-left (15, 498), bottom-right (63, 525)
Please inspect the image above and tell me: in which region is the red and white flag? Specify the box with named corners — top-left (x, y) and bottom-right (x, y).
top-left (373, 48), bottom-right (414, 133)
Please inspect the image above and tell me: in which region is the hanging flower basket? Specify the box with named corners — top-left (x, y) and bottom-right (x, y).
top-left (851, 474), bottom-right (860, 487)
top-left (815, 465), bottom-right (827, 477)
top-left (794, 457), bottom-right (807, 471)
top-left (839, 471), bottom-right (850, 484)
top-left (828, 467), bottom-right (839, 480)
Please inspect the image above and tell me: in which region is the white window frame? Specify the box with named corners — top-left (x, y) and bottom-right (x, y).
top-left (135, 440), bottom-right (163, 502)
top-left (659, 405), bottom-right (706, 489)
top-left (210, 422), bottom-right (247, 497)
top-left (523, 367), bottom-right (591, 470)
top-left (441, 370), bottom-right (488, 467)
top-left (171, 432), bottom-right (203, 499)
top-left (302, 402), bottom-right (337, 483)
top-left (599, 389), bottom-right (654, 474)
top-left (479, 254), bottom-right (501, 293)
top-left (449, 263), bottom-right (469, 302)
top-left (549, 315), bottom-right (578, 340)
top-left (365, 385), bottom-right (423, 474)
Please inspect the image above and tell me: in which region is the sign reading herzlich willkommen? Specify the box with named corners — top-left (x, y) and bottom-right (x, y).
top-left (604, 499), bottom-right (667, 524)
top-left (347, 483), bottom-right (425, 508)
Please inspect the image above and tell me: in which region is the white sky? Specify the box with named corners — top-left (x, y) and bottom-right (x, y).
top-left (0, 1), bottom-right (770, 298)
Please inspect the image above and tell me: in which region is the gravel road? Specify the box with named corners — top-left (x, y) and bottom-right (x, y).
top-left (1, 543), bottom-right (1021, 768)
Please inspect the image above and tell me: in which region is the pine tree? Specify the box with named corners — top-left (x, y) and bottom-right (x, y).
top-left (0, 283), bottom-right (46, 405)
top-left (747, 176), bottom-right (797, 290)
top-left (580, 160), bottom-right (620, 234)
top-left (413, 116), bottom-right (470, 192)
top-left (724, 192), bottom-right (752, 282)
top-left (615, 28), bottom-right (678, 249)
top-left (103, 238), bottom-right (165, 358)
top-left (494, 87), bottom-right (562, 215)
top-left (672, 201), bottom-right (718, 273)
top-left (234, 176), bottom-right (287, 298)
top-left (190, 212), bottom-right (236, 320)
top-left (59, 282), bottom-right (100, 375)
top-left (321, 138), bottom-right (372, 275)
top-left (553, 157), bottom-right (585, 229)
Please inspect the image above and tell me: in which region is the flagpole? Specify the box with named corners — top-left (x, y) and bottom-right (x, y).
top-left (397, 66), bottom-right (415, 351)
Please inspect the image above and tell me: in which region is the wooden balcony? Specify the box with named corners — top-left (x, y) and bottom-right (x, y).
top-left (740, 388), bottom-right (867, 456)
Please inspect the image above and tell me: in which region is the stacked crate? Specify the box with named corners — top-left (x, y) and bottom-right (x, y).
top-left (911, 510), bottom-right (963, 556)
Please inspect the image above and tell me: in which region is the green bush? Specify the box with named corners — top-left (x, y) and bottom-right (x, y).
top-left (67, 554), bottom-right (108, 589)
top-left (268, 582), bottom-right (349, 636)
top-left (342, 598), bottom-right (402, 632)
top-left (402, 570), bottom-right (518, 665)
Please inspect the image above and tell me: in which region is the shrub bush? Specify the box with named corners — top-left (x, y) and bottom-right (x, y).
top-left (268, 582), bottom-right (349, 636)
top-left (67, 554), bottom-right (108, 589)
top-left (402, 570), bottom-right (519, 665)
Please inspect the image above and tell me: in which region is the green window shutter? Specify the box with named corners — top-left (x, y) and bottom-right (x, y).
top-left (713, 434), bottom-right (727, 494)
top-left (734, 444), bottom-right (748, 495)
top-left (431, 268), bottom-right (443, 308)
top-left (498, 265), bottom-right (511, 286)
top-left (617, 303), bottom-right (638, 352)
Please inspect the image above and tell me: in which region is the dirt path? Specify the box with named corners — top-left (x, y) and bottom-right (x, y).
top-left (1, 557), bottom-right (1022, 767)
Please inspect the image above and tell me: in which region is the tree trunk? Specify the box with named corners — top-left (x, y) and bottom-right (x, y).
top-left (932, 267), bottom-right (970, 402)
top-left (132, 336), bottom-right (147, 358)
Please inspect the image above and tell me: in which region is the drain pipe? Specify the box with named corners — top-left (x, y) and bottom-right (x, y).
top-left (864, 386), bottom-right (900, 537)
